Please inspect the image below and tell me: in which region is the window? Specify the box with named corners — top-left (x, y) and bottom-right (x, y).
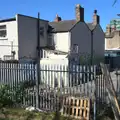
top-left (0, 25), bottom-right (7, 38)
top-left (40, 27), bottom-right (44, 36)
top-left (72, 44), bottom-right (79, 53)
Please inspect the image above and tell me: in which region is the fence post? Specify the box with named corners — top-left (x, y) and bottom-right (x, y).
top-left (94, 76), bottom-right (97, 120)
top-left (36, 63), bottom-right (40, 108)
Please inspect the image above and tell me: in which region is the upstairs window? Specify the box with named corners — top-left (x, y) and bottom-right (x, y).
top-left (0, 25), bottom-right (7, 38)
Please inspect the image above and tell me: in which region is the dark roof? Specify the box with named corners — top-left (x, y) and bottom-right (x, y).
top-left (49, 20), bottom-right (96, 32)
top-left (0, 18), bottom-right (16, 23)
top-left (49, 20), bottom-right (76, 32)
top-left (87, 23), bottom-right (96, 30)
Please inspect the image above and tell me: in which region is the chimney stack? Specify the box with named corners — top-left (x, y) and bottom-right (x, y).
top-left (111, 24), bottom-right (116, 32)
top-left (54, 14), bottom-right (62, 22)
top-left (106, 24), bottom-right (111, 35)
top-left (75, 4), bottom-right (84, 22)
top-left (93, 10), bottom-right (100, 25)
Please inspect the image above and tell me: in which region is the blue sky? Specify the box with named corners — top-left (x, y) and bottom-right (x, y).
top-left (0, 0), bottom-right (120, 31)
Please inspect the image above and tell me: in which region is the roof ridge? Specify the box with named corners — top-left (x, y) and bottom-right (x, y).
top-left (49, 20), bottom-right (96, 32)
top-left (49, 19), bottom-right (76, 23)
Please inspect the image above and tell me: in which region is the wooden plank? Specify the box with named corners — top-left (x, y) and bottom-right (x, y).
top-left (100, 63), bottom-right (120, 120)
top-left (84, 100), bottom-right (87, 118)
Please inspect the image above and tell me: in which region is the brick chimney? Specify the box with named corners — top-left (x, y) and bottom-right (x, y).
top-left (54, 14), bottom-right (62, 22)
top-left (75, 4), bottom-right (84, 22)
top-left (93, 10), bottom-right (100, 25)
top-left (106, 24), bottom-right (111, 35)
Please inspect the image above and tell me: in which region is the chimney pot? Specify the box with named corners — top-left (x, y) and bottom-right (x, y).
top-left (76, 4), bottom-right (80, 8)
top-left (94, 10), bottom-right (97, 14)
top-left (56, 14), bottom-right (59, 18)
top-left (93, 10), bottom-right (100, 25)
top-left (54, 14), bottom-right (62, 22)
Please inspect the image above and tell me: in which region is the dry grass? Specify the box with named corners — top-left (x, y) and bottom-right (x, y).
top-left (0, 108), bottom-right (73, 120)
top-left (0, 105), bottom-right (116, 120)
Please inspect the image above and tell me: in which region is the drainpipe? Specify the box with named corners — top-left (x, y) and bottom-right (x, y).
top-left (119, 31), bottom-right (120, 48)
top-left (36, 12), bottom-right (40, 109)
top-left (91, 30), bottom-right (96, 120)
top-left (37, 13), bottom-right (40, 59)
top-left (91, 31), bottom-right (93, 65)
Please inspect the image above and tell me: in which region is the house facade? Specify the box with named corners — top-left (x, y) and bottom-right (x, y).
top-left (47, 5), bottom-right (104, 64)
top-left (92, 24), bottom-right (105, 63)
top-left (0, 4), bottom-right (104, 64)
top-left (105, 24), bottom-right (120, 50)
top-left (0, 18), bottom-right (18, 60)
top-left (16, 14), bottom-right (49, 60)
top-left (0, 14), bottom-right (49, 60)
top-left (105, 18), bottom-right (120, 50)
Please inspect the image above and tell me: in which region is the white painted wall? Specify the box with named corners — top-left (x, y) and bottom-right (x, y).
top-left (48, 54), bottom-right (67, 59)
top-left (93, 25), bottom-right (104, 60)
top-left (16, 14), bottom-right (48, 60)
top-left (40, 59), bottom-right (69, 87)
top-left (40, 58), bottom-right (68, 65)
top-left (0, 20), bottom-right (18, 60)
top-left (53, 32), bottom-right (70, 52)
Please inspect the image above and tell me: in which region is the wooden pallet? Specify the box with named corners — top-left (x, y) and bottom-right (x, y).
top-left (61, 96), bottom-right (90, 120)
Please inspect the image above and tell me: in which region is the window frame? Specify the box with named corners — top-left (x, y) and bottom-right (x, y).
top-left (0, 25), bottom-right (7, 38)
top-left (72, 44), bottom-right (79, 53)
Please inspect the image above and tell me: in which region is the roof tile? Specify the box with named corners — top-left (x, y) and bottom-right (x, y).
top-left (49, 20), bottom-right (96, 32)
